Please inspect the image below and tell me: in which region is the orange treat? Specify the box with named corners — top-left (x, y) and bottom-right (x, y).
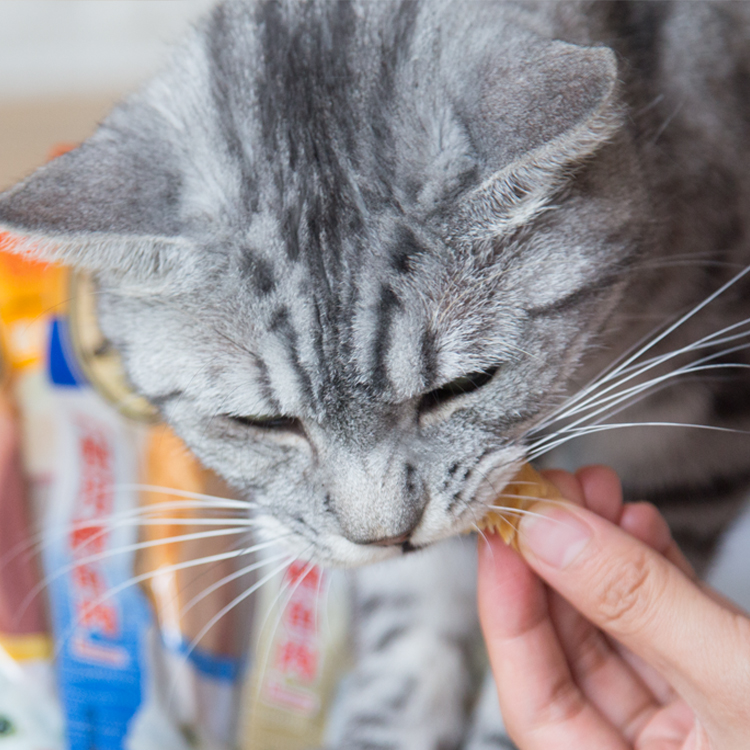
top-left (477, 463), bottom-right (564, 550)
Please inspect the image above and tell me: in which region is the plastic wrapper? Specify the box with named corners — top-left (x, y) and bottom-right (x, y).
top-left (0, 227), bottom-right (352, 750)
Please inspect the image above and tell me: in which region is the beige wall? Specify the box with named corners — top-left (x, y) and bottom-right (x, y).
top-left (0, 96), bottom-right (119, 190)
top-left (0, 1), bottom-right (213, 191)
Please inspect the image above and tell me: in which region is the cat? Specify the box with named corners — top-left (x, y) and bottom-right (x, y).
top-left (3, 1), bottom-right (750, 747)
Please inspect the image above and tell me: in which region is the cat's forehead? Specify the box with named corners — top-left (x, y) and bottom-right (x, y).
top-left (195, 205), bottom-right (522, 417)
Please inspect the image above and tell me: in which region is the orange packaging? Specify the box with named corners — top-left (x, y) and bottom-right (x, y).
top-left (0, 234), bottom-right (66, 372)
top-left (0, 235), bottom-right (60, 661)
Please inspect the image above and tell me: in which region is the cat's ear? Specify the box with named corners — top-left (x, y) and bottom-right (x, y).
top-left (0, 108), bottom-right (193, 278)
top-left (453, 40), bottom-right (620, 238)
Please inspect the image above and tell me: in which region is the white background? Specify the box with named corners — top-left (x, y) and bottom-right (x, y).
top-left (0, 1), bottom-right (214, 99)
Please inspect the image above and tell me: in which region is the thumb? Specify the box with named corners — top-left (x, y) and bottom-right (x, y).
top-left (515, 501), bottom-right (750, 727)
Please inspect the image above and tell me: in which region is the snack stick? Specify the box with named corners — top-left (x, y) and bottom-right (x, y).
top-left (477, 463), bottom-right (564, 550)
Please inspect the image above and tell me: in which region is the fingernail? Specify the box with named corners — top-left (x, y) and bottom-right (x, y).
top-left (519, 505), bottom-right (592, 569)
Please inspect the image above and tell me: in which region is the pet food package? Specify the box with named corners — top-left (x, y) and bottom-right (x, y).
top-left (0, 237), bottom-right (187, 750)
top-left (0, 232), bottom-right (352, 749)
top-left (0, 241), bottom-right (65, 750)
top-left (137, 425), bottom-right (251, 749)
top-left (239, 562), bottom-right (350, 750)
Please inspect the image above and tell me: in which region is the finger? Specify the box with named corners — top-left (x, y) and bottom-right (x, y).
top-left (619, 502), bottom-right (695, 579)
top-left (635, 699), bottom-right (702, 749)
top-left (541, 469), bottom-right (585, 506)
top-left (611, 641), bottom-right (677, 705)
top-left (575, 465), bottom-right (624, 523)
top-left (606, 514), bottom-right (744, 699)
top-left (516, 501), bottom-right (750, 727)
top-left (548, 590), bottom-right (660, 742)
top-left (542, 470), bottom-right (678, 718)
top-left (478, 532), bottom-right (628, 749)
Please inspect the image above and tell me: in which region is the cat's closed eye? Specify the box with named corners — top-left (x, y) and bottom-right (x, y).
top-left (225, 414), bottom-right (303, 433)
top-left (418, 366), bottom-right (500, 413)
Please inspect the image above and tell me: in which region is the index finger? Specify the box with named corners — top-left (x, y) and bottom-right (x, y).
top-left (516, 501), bottom-right (750, 724)
top-left (478, 532), bottom-right (629, 749)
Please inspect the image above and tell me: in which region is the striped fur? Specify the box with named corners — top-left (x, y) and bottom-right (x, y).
top-left (3, 2), bottom-right (750, 747)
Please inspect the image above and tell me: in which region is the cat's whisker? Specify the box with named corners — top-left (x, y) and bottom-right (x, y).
top-left (249, 552), bottom-right (317, 709)
top-left (178, 550), bottom-right (293, 618)
top-left (533, 333), bottom-right (750, 438)
top-left (313, 558), bottom-right (327, 640)
top-left (465, 464), bottom-right (502, 515)
top-left (603, 315), bottom-right (750, 385)
top-left (532, 317), bottom-right (682, 431)
top-left (48, 538), bottom-right (292, 662)
top-left (537, 346), bottom-right (750, 441)
top-left (91, 524), bottom-right (266, 569)
top-left (546, 374), bottom-right (717, 447)
top-left (116, 483), bottom-right (256, 509)
top-left (472, 523), bottom-right (492, 549)
top-left (629, 256), bottom-right (747, 272)
top-left (535, 330), bottom-right (750, 436)
top-left (532, 268), bottom-right (750, 432)
top-left (486, 505), bottom-right (570, 523)
top-left (489, 491), bottom-right (570, 507)
top-left (263, 556), bottom-right (317, 654)
top-left (12, 514), bottom-right (263, 579)
top-left (528, 420), bottom-right (750, 462)
top-left (171, 553), bottom-right (309, 713)
top-left (532, 352), bottom-right (748, 448)
top-left (600, 318), bottom-right (750, 382)
top-left (17, 533), bottom-right (284, 628)
top-left (0, 502), bottom-right (258, 590)
top-left (91, 516), bottom-right (260, 527)
top-left (538, 357), bottom-right (750, 440)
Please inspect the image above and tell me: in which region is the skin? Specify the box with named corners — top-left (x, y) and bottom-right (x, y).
top-left (477, 466), bottom-right (750, 750)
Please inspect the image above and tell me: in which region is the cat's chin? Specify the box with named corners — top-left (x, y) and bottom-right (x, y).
top-left (250, 513), bottom-right (407, 569)
top-left (317, 538), bottom-right (416, 569)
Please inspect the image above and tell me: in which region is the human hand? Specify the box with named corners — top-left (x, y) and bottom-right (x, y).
top-left (477, 465), bottom-right (750, 749)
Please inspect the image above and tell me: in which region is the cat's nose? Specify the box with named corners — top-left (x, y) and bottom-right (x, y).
top-left (350, 505), bottom-right (425, 547)
top-left (327, 457), bottom-right (428, 547)
top-left (338, 504), bottom-right (425, 548)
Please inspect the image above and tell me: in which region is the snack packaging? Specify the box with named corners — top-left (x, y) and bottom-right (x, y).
top-left (239, 562), bottom-right (350, 750)
top-left (137, 424), bottom-right (250, 749)
top-left (0, 240), bottom-right (65, 750)
top-left (0, 224), bottom-right (352, 749)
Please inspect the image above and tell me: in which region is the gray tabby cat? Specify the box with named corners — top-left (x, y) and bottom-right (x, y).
top-left (2, 1), bottom-right (750, 747)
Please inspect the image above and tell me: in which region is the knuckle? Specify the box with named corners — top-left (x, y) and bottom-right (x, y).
top-left (571, 627), bottom-right (610, 679)
top-left (536, 673), bottom-right (587, 729)
top-left (591, 547), bottom-right (663, 634)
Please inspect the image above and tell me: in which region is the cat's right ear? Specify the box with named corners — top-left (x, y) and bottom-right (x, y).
top-left (454, 40), bottom-right (621, 241)
top-left (0, 105), bottom-right (193, 279)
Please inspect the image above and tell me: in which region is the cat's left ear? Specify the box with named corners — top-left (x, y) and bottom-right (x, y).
top-left (0, 105), bottom-right (193, 279)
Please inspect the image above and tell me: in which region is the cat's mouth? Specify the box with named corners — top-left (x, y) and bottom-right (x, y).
top-left (251, 491), bottom-right (504, 568)
top-left (250, 512), bottom-right (422, 568)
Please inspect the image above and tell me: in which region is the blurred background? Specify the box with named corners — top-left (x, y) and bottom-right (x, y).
top-left (0, 0), bottom-right (213, 190)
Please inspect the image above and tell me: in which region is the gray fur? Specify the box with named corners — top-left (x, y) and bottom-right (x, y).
top-left (3, 1), bottom-right (750, 747)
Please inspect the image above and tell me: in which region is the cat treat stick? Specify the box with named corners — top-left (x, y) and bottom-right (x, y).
top-left (478, 463), bottom-right (564, 551)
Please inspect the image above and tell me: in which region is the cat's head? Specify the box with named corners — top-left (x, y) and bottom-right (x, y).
top-left (0, 0), bottom-right (646, 567)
